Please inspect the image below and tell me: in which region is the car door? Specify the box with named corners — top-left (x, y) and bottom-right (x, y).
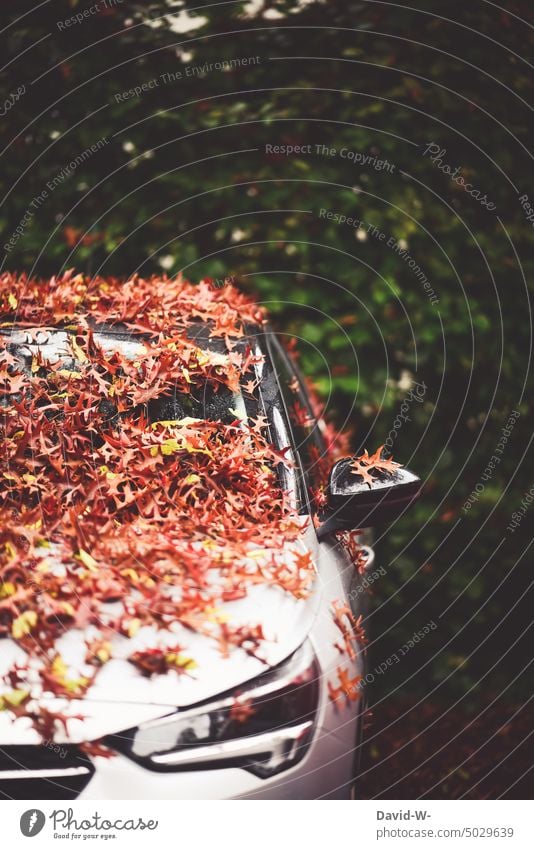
top-left (265, 333), bottom-right (375, 616)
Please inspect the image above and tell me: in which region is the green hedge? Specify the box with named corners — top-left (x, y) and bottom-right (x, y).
top-left (1, 0), bottom-right (532, 698)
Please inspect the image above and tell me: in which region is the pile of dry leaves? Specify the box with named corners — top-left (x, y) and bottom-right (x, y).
top-left (0, 272), bottom-right (317, 739)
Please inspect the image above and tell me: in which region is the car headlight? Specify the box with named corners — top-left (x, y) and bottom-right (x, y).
top-left (108, 641), bottom-right (319, 778)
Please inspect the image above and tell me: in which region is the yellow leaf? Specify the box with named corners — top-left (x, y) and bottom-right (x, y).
top-left (127, 618), bottom-right (142, 637)
top-left (4, 541), bottom-right (17, 561)
top-left (166, 653), bottom-right (198, 671)
top-left (12, 610), bottom-right (37, 639)
top-left (51, 655), bottom-right (68, 677)
top-left (120, 568), bottom-right (139, 583)
top-left (3, 688), bottom-right (29, 707)
top-left (8, 293), bottom-right (18, 309)
top-left (205, 606), bottom-right (230, 624)
top-left (184, 474), bottom-right (200, 485)
top-left (0, 582), bottom-right (16, 599)
top-left (248, 549), bottom-right (268, 560)
top-left (70, 336), bottom-right (88, 363)
top-left (64, 676), bottom-right (90, 694)
top-left (76, 549), bottom-right (99, 572)
top-left (161, 438), bottom-right (181, 456)
top-left (184, 442), bottom-right (212, 458)
top-left (56, 369), bottom-right (82, 379)
top-left (151, 419), bottom-right (182, 429)
top-left (96, 645), bottom-right (112, 664)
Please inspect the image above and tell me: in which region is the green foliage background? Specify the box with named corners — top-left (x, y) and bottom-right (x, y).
top-left (1, 0), bottom-right (532, 704)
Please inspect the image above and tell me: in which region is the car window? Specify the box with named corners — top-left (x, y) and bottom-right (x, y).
top-left (267, 337), bottom-right (331, 512)
top-left (1, 326), bottom-right (247, 427)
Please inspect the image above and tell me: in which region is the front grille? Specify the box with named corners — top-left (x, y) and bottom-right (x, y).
top-left (0, 745), bottom-right (94, 800)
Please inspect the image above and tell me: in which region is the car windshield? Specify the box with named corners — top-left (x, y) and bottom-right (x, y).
top-left (0, 324), bottom-right (249, 427)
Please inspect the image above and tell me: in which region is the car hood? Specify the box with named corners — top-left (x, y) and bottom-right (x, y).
top-left (0, 525), bottom-right (320, 744)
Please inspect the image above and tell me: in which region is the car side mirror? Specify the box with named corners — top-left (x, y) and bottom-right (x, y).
top-left (317, 455), bottom-right (421, 540)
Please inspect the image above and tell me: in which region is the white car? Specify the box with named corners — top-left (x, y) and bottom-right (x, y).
top-left (0, 309), bottom-right (419, 800)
